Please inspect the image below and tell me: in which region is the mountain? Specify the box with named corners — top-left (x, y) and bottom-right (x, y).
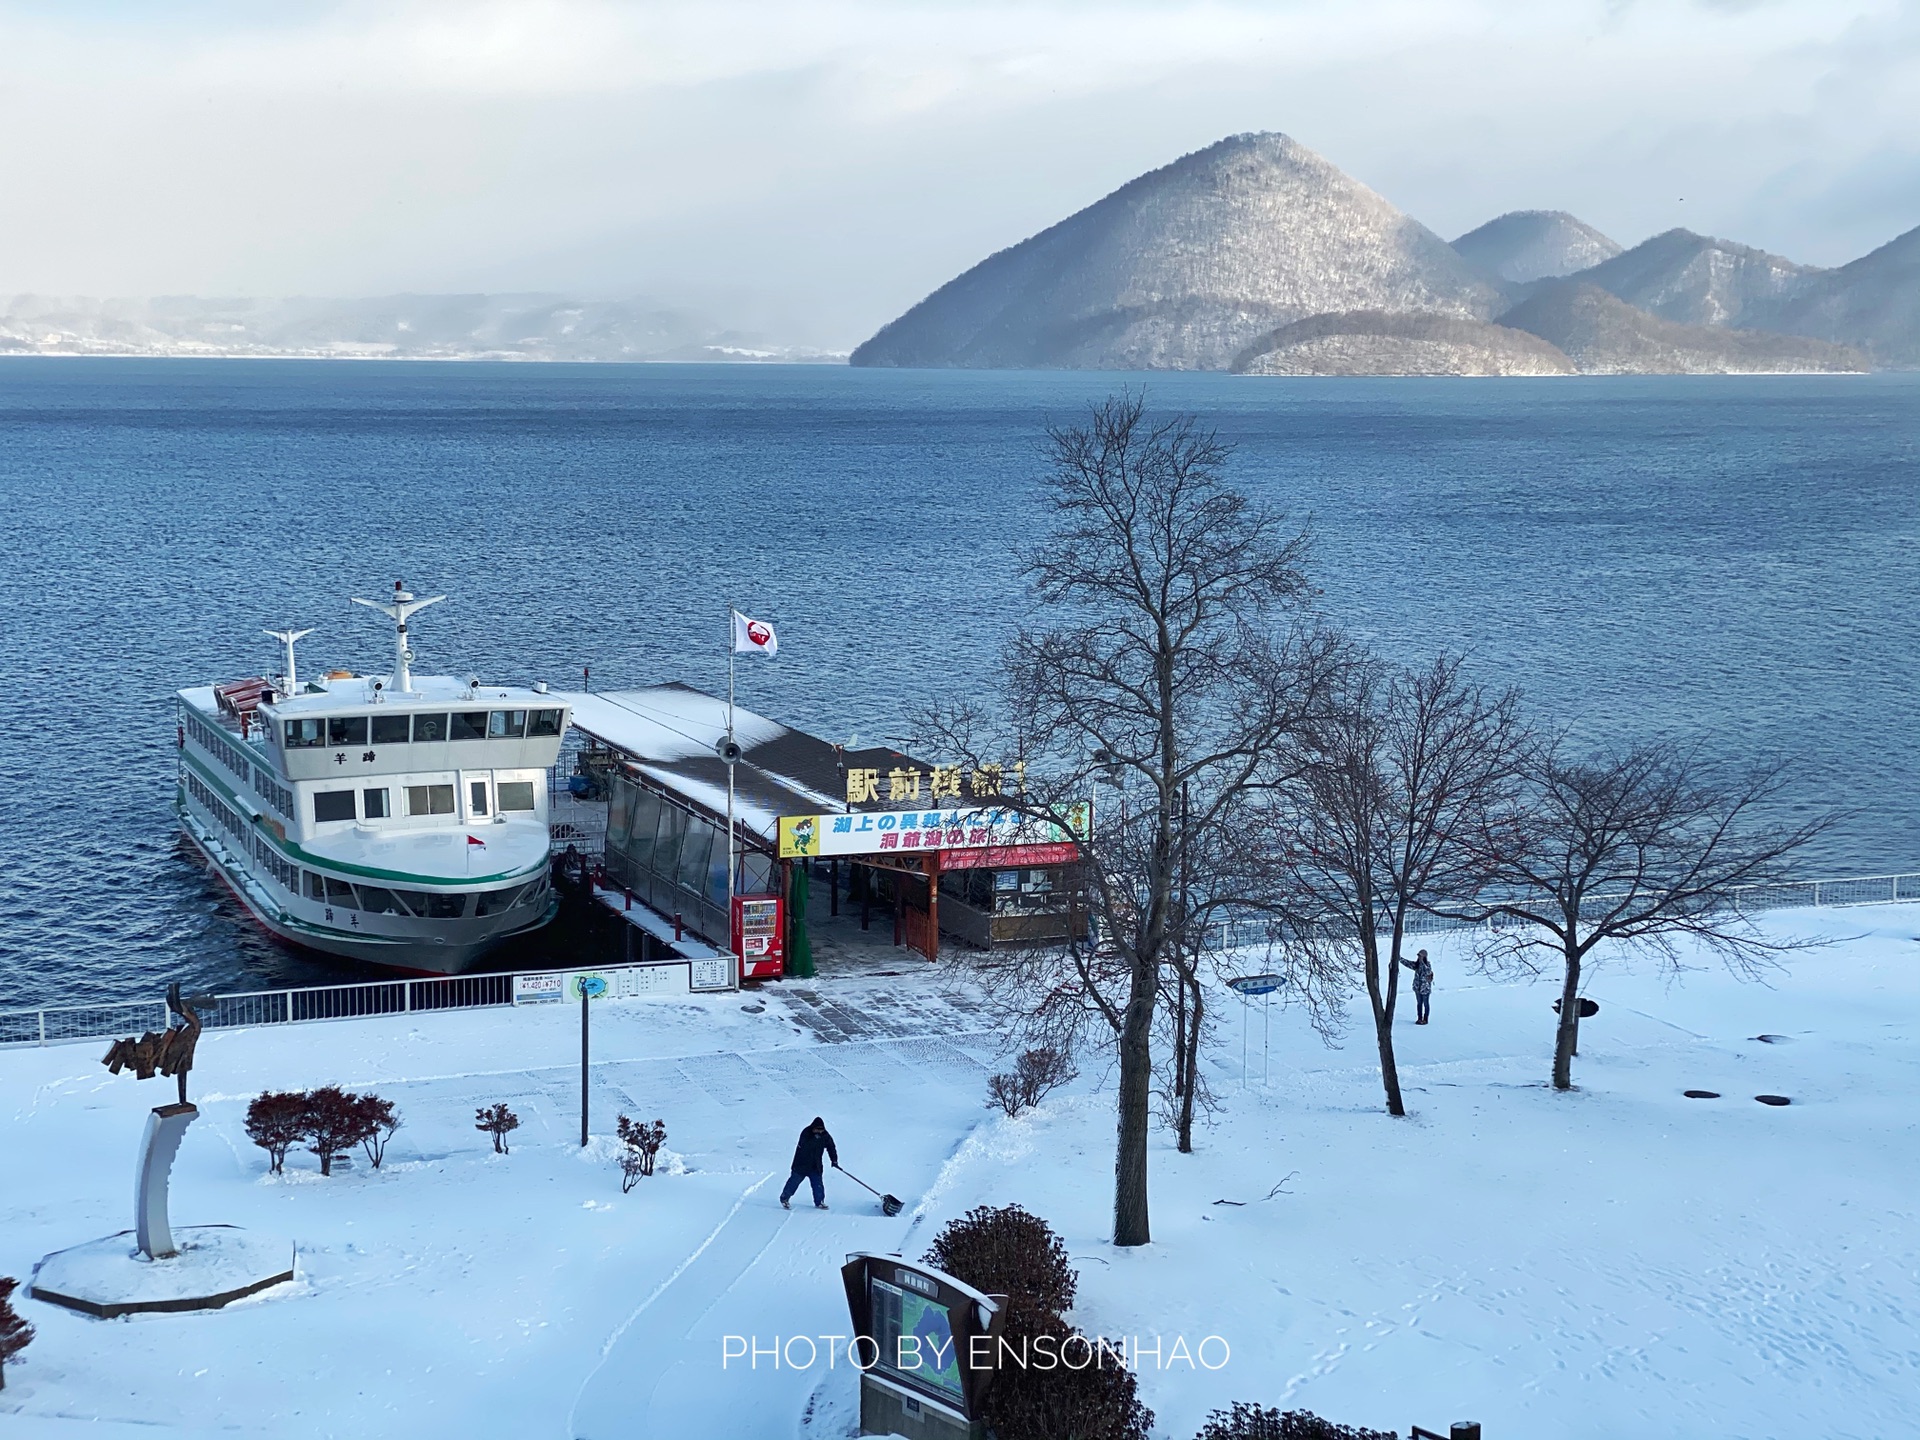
top-left (0, 294), bottom-right (844, 363)
top-left (850, 132), bottom-right (1504, 371)
top-left (1232, 310), bottom-right (1573, 376)
top-left (1566, 230), bottom-right (1815, 329)
top-left (1499, 282), bottom-right (1867, 374)
top-left (1746, 224), bottom-right (1920, 369)
top-left (1451, 211), bottom-right (1623, 284)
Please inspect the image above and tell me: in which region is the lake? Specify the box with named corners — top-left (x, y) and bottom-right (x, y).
top-left (1, 360), bottom-right (1914, 1007)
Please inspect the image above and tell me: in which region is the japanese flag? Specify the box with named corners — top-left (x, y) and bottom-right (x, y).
top-left (731, 611), bottom-right (779, 657)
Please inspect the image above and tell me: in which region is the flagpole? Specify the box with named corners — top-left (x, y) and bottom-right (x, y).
top-left (726, 607), bottom-right (737, 979)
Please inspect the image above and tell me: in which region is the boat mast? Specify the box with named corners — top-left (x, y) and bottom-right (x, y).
top-left (351, 581), bottom-right (444, 694)
top-left (263, 627), bottom-right (314, 696)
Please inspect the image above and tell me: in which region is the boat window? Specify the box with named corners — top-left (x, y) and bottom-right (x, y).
top-left (489, 709), bottom-right (527, 738)
top-left (498, 781), bottom-right (536, 812)
top-left (475, 884), bottom-right (527, 917)
top-left (412, 713), bottom-right (449, 743)
top-left (363, 788), bottom-right (389, 819)
top-left (371, 714), bottom-right (411, 746)
top-left (324, 877), bottom-right (358, 906)
top-left (285, 718), bottom-right (326, 749)
top-left (328, 716), bottom-right (369, 748)
top-left (469, 781), bottom-right (489, 816)
top-left (422, 893), bottom-right (467, 918)
top-left (451, 711), bottom-right (489, 741)
top-left (406, 784), bottom-right (456, 817)
top-left (355, 885), bottom-right (407, 915)
top-left (313, 790), bottom-right (357, 823)
top-left (528, 709), bottom-right (564, 737)
top-left (390, 890), bottom-right (428, 916)
top-left (305, 870), bottom-right (325, 900)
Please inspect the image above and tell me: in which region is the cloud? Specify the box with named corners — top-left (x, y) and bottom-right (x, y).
top-left (0, 0), bottom-right (1914, 345)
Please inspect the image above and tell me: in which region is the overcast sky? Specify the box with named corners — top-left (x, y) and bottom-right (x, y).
top-left (1, 0), bottom-right (1916, 346)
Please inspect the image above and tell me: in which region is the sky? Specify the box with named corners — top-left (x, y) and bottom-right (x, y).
top-left (0, 0), bottom-right (1916, 348)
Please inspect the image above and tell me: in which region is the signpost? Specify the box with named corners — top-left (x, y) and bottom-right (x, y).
top-left (573, 972), bottom-right (609, 1146)
top-left (1227, 974), bottom-right (1286, 1090)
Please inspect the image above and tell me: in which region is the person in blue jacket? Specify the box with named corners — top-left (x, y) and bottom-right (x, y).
top-left (780, 1116), bottom-right (839, 1210)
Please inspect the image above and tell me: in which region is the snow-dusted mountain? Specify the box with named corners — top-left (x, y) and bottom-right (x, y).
top-left (1499, 282), bottom-right (1866, 374)
top-left (850, 132), bottom-right (1503, 371)
top-left (1746, 224), bottom-right (1920, 369)
top-left (1565, 230), bottom-right (1815, 330)
top-left (1451, 210), bottom-right (1623, 284)
top-left (0, 294), bottom-right (843, 363)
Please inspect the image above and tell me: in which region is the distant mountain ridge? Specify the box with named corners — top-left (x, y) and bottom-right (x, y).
top-left (851, 133), bottom-right (1503, 371)
top-left (1452, 211), bottom-right (1623, 284)
top-left (0, 294), bottom-right (844, 363)
top-left (853, 131), bottom-right (1919, 374)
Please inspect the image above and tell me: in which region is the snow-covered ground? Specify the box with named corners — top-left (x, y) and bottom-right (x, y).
top-left (2, 906), bottom-right (1916, 1440)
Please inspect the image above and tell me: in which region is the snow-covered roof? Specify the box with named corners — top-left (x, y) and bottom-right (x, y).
top-left (559, 684), bottom-right (923, 845)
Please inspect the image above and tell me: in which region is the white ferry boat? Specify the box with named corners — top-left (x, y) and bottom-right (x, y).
top-left (175, 585), bottom-right (570, 974)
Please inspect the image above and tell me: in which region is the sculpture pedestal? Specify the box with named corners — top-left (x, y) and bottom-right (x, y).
top-left (29, 1225), bottom-right (296, 1318)
top-left (137, 1101), bottom-right (198, 1259)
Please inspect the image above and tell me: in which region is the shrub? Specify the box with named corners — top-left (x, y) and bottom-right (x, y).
top-left (982, 1308), bottom-right (1153, 1440)
top-left (615, 1114), bottom-right (667, 1193)
top-left (0, 1276), bottom-right (33, 1391)
top-left (987, 1047), bottom-right (1078, 1117)
top-left (476, 1103), bottom-right (520, 1155)
top-left (303, 1085), bottom-right (374, 1176)
top-left (244, 1091), bottom-right (311, 1175)
top-left (354, 1093), bottom-right (401, 1170)
top-left (924, 1203), bottom-right (1077, 1317)
top-left (1195, 1404), bottom-right (1399, 1440)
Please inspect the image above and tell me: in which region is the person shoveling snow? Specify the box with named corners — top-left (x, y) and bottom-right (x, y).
top-left (779, 1116), bottom-right (838, 1210)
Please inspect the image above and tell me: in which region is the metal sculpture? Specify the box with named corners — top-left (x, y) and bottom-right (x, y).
top-left (101, 985), bottom-right (211, 1259)
top-left (102, 983), bottom-right (205, 1106)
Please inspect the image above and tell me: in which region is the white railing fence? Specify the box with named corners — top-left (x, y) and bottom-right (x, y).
top-left (8, 869), bottom-right (1918, 1049)
top-left (1207, 870), bottom-right (1920, 952)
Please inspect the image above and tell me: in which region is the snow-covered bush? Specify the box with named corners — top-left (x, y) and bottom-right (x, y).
top-left (0, 1276), bottom-right (34, 1391)
top-left (244, 1091), bottom-right (310, 1174)
top-left (988, 1312), bottom-right (1153, 1440)
top-left (246, 1088), bottom-right (399, 1175)
top-left (615, 1115), bottom-right (666, 1192)
top-left (353, 1093), bottom-right (401, 1170)
top-left (475, 1103), bottom-right (520, 1155)
top-left (304, 1085), bottom-right (374, 1176)
top-left (924, 1203), bottom-right (1077, 1316)
top-left (1194, 1404), bottom-right (1397, 1440)
top-left (924, 1204), bottom-right (1148, 1440)
top-left (986, 1047), bottom-right (1077, 1117)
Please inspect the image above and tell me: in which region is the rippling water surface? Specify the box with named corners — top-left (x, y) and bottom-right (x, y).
top-left (1, 361), bottom-right (1915, 1008)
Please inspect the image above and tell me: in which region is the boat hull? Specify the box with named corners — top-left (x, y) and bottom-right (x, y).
top-left (179, 814), bottom-right (555, 977)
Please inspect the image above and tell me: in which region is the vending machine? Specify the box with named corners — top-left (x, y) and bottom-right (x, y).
top-left (731, 894), bottom-right (786, 980)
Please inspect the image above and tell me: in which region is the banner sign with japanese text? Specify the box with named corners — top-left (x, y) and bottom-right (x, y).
top-left (778, 801), bottom-right (1091, 860)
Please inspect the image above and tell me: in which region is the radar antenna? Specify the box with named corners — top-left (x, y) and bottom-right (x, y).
top-left (263, 627), bottom-right (314, 696)
top-left (350, 580), bottom-right (444, 694)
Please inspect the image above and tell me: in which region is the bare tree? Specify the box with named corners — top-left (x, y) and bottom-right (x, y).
top-left (918, 393), bottom-right (1334, 1246)
top-left (1285, 654), bottom-right (1525, 1116)
top-left (1472, 740), bottom-right (1832, 1090)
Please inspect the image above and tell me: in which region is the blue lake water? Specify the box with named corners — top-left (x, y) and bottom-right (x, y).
top-left (1, 360), bottom-right (1915, 1008)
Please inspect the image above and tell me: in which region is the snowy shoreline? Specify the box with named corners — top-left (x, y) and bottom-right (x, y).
top-left (2, 907), bottom-right (1916, 1437)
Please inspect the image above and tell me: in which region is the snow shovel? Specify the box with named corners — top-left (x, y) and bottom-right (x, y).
top-left (838, 1165), bottom-right (904, 1216)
